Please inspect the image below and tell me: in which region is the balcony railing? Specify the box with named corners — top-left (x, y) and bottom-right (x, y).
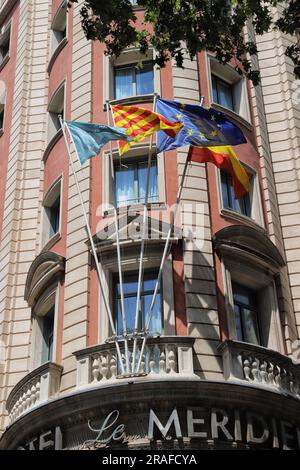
top-left (74, 336), bottom-right (197, 388)
top-left (6, 362), bottom-right (63, 424)
top-left (218, 340), bottom-right (300, 399)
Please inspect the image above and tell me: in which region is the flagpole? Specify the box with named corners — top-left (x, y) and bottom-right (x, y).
top-left (131, 93), bottom-right (158, 373)
top-left (135, 150), bottom-right (190, 373)
top-left (106, 100), bottom-right (130, 374)
top-left (59, 115), bottom-right (125, 374)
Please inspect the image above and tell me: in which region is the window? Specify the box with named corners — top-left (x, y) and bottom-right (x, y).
top-left (113, 270), bottom-right (163, 337)
top-left (220, 170), bottom-right (251, 217)
top-left (114, 157), bottom-right (158, 207)
top-left (51, 0), bottom-right (67, 54)
top-left (48, 82), bottom-right (65, 141)
top-left (212, 75), bottom-right (234, 111)
top-left (42, 177), bottom-right (62, 248)
top-left (0, 23), bottom-right (11, 66)
top-left (49, 194), bottom-right (61, 238)
top-left (0, 103), bottom-right (4, 131)
top-left (41, 306), bottom-right (55, 363)
top-left (209, 57), bottom-right (250, 121)
top-left (114, 62), bottom-right (154, 100)
top-left (215, 225), bottom-right (285, 353)
top-left (233, 283), bottom-right (261, 345)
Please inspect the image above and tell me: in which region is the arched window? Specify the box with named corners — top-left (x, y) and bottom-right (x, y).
top-left (214, 225), bottom-right (286, 352)
top-left (24, 252), bottom-right (65, 369)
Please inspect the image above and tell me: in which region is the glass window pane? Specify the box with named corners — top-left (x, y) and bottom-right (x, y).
top-left (221, 171), bottom-right (231, 209)
top-left (115, 67), bottom-right (134, 99)
top-left (242, 308), bottom-right (260, 345)
top-left (212, 75), bottom-right (218, 104)
top-left (218, 80), bottom-right (234, 110)
top-left (221, 170), bottom-right (252, 217)
top-left (42, 307), bottom-right (54, 363)
top-left (114, 271), bottom-right (163, 337)
top-left (49, 196), bottom-right (60, 238)
top-left (115, 165), bottom-right (137, 206)
top-left (234, 304), bottom-right (243, 342)
top-left (136, 63), bottom-right (154, 95)
top-left (138, 161), bottom-right (158, 203)
top-left (143, 293), bottom-right (162, 335)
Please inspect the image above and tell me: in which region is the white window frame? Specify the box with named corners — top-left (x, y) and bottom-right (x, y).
top-left (41, 175), bottom-right (63, 251)
top-left (222, 258), bottom-right (285, 353)
top-left (104, 47), bottom-right (160, 103)
top-left (50, 0), bottom-right (68, 56)
top-left (207, 56), bottom-right (251, 123)
top-left (216, 164), bottom-right (265, 229)
top-left (30, 284), bottom-right (60, 370)
top-left (98, 249), bottom-right (176, 344)
top-left (101, 145), bottom-right (166, 216)
top-left (47, 80), bottom-right (65, 142)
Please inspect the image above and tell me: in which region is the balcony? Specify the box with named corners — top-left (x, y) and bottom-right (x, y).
top-left (74, 336), bottom-right (198, 388)
top-left (6, 362), bottom-right (63, 424)
top-left (218, 340), bottom-right (300, 400)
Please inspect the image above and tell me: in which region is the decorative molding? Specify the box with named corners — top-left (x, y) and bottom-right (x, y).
top-left (42, 128), bottom-right (63, 163)
top-left (211, 103), bottom-right (253, 132)
top-left (213, 224), bottom-right (285, 273)
top-left (24, 251), bottom-right (65, 306)
top-left (47, 37), bottom-right (67, 75)
top-left (220, 208), bottom-right (266, 233)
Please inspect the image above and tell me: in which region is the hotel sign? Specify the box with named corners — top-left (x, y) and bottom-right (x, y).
top-left (17, 406), bottom-right (300, 450)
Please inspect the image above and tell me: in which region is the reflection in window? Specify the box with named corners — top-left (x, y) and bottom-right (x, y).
top-left (232, 283), bottom-right (261, 345)
top-left (0, 104), bottom-right (4, 130)
top-left (0, 24), bottom-right (10, 65)
top-left (221, 170), bottom-right (251, 217)
top-left (212, 75), bottom-right (234, 111)
top-left (114, 271), bottom-right (163, 337)
top-left (115, 159), bottom-right (158, 207)
top-left (114, 62), bottom-right (154, 99)
top-left (41, 306), bottom-right (54, 363)
top-left (49, 195), bottom-right (61, 238)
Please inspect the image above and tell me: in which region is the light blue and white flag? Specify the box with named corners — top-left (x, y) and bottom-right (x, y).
top-left (65, 121), bottom-right (133, 165)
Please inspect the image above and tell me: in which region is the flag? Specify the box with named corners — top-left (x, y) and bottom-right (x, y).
top-left (189, 145), bottom-right (250, 198)
top-left (65, 121), bottom-right (133, 165)
top-left (112, 104), bottom-right (183, 155)
top-left (156, 98), bottom-right (246, 154)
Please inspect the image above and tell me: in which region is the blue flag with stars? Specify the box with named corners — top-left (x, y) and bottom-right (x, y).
top-left (156, 98), bottom-right (246, 154)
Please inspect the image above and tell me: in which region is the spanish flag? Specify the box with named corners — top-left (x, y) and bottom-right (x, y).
top-left (189, 145), bottom-right (250, 199)
top-left (112, 104), bottom-right (183, 155)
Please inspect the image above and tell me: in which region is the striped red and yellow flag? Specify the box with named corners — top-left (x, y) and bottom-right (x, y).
top-left (112, 104), bottom-right (183, 155)
top-left (189, 145), bottom-right (250, 199)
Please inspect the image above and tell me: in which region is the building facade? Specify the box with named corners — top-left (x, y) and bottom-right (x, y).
top-left (0, 0), bottom-right (300, 450)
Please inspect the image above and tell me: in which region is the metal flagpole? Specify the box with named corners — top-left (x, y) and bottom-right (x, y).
top-left (106, 100), bottom-right (130, 374)
top-left (135, 96), bottom-right (205, 372)
top-left (135, 153), bottom-right (190, 373)
top-left (59, 115), bottom-right (125, 374)
top-left (131, 93), bottom-right (158, 373)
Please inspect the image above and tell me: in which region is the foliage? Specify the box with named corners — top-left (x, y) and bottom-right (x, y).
top-left (68, 0), bottom-right (300, 85)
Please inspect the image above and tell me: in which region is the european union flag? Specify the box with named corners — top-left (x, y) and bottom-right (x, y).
top-left (66, 121), bottom-right (133, 165)
top-left (156, 98), bottom-right (246, 154)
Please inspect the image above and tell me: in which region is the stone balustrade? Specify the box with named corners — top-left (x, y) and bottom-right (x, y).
top-left (218, 340), bottom-right (300, 399)
top-left (6, 362), bottom-right (63, 424)
top-left (74, 336), bottom-right (197, 387)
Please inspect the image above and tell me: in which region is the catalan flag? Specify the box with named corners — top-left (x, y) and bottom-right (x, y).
top-left (112, 104), bottom-right (183, 155)
top-left (189, 145), bottom-right (250, 198)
